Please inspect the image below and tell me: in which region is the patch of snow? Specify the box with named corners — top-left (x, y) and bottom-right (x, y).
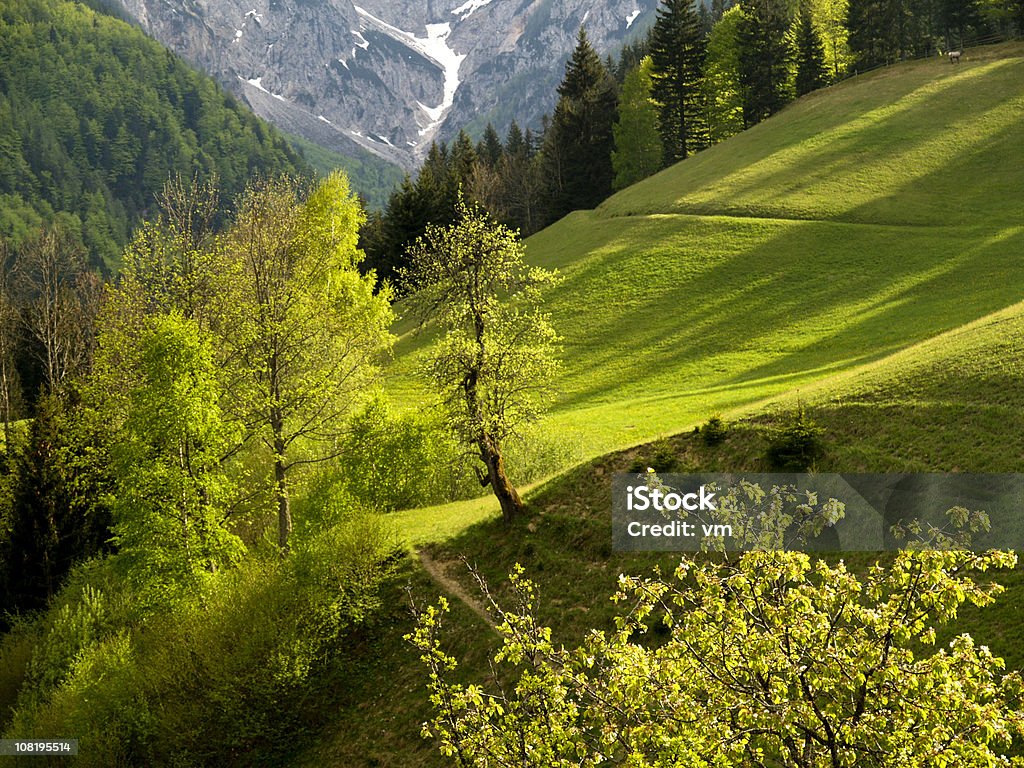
top-left (581, 9), bottom-right (590, 24)
top-left (241, 76), bottom-right (287, 102)
top-left (352, 30), bottom-right (370, 50)
top-left (243, 75), bottom-right (268, 93)
top-left (626, 9), bottom-right (641, 27)
top-left (352, 7), bottom-right (466, 139)
top-left (416, 100), bottom-right (443, 124)
top-left (318, 115), bottom-right (332, 124)
top-left (245, 9), bottom-right (263, 24)
top-left (407, 140), bottom-right (416, 146)
top-left (234, 28), bottom-right (243, 38)
top-left (339, 57), bottom-right (350, 69)
top-left (451, 0), bottom-right (493, 20)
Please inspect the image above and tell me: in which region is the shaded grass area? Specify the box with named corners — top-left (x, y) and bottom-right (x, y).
top-left (291, 557), bottom-right (500, 768)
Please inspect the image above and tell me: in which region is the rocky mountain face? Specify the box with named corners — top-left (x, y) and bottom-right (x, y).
top-left (113, 0), bottom-right (657, 169)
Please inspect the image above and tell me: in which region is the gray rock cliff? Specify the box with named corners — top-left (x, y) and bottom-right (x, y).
top-left (114, 0), bottom-right (657, 169)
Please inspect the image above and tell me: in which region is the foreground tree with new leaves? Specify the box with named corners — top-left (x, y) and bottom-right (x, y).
top-left (402, 200), bottom-right (560, 523)
top-left (410, 548), bottom-right (1024, 767)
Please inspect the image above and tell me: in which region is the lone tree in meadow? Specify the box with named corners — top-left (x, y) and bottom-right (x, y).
top-left (402, 200), bottom-right (561, 524)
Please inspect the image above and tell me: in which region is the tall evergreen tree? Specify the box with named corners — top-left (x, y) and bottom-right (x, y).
top-left (846, 0), bottom-right (923, 69)
top-left (737, 0), bottom-right (794, 126)
top-left (650, 0), bottom-right (709, 164)
top-left (450, 130), bottom-right (479, 190)
top-left (937, 0), bottom-right (980, 48)
top-left (541, 28), bottom-right (618, 222)
top-left (477, 124), bottom-right (504, 169)
top-left (505, 121), bottom-right (528, 159)
top-left (795, 0), bottom-right (829, 95)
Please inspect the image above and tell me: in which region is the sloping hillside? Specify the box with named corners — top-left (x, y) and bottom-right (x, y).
top-left (306, 43), bottom-right (1024, 767)
top-left (392, 42), bottom-right (1024, 463)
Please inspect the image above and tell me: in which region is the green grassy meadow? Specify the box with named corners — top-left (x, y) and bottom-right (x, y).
top-left (290, 42), bottom-right (1024, 767)
top-left (392, 42), bottom-right (1024, 461)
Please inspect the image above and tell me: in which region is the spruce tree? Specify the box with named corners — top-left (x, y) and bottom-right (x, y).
top-left (541, 27), bottom-right (617, 222)
top-left (477, 123), bottom-right (503, 168)
top-left (505, 120), bottom-right (527, 159)
top-left (794, 0), bottom-right (829, 95)
top-left (650, 0), bottom-right (709, 165)
top-left (450, 130), bottom-right (478, 191)
top-left (847, 0), bottom-right (924, 70)
top-left (737, 0), bottom-right (794, 126)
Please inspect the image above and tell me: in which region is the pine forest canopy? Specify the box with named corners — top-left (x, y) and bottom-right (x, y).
top-left (0, 0), bottom-right (307, 271)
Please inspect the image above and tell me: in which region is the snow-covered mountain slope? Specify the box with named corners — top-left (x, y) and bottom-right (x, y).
top-left (113, 0), bottom-right (656, 168)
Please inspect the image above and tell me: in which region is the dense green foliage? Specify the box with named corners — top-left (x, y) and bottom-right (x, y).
top-left (0, 0), bottom-right (306, 269)
top-left (413, 551), bottom-right (1024, 766)
top-left (5, 517), bottom-right (396, 767)
top-left (0, 170), bottom-right (401, 762)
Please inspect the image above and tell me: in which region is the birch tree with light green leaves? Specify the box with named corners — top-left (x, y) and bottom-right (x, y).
top-left (219, 172), bottom-right (394, 552)
top-left (105, 313), bottom-right (243, 608)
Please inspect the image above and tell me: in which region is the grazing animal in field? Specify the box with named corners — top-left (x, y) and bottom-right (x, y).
top-left (948, 50), bottom-right (961, 63)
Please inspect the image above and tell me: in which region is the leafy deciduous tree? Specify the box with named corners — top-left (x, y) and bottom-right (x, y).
top-left (411, 548), bottom-right (1024, 767)
top-left (612, 56), bottom-right (664, 189)
top-left (703, 6), bottom-right (747, 143)
top-left (402, 200), bottom-right (561, 524)
top-left (107, 313), bottom-right (242, 607)
top-left (221, 173), bottom-right (393, 551)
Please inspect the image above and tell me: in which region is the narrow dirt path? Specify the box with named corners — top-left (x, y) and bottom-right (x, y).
top-left (417, 548), bottom-right (498, 632)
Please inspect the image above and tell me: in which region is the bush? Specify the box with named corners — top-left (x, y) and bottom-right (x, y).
top-left (3, 514), bottom-right (399, 767)
top-left (327, 397), bottom-right (477, 512)
top-left (700, 415), bottom-right (728, 446)
top-left (628, 439), bottom-right (678, 473)
top-left (766, 409), bottom-right (825, 471)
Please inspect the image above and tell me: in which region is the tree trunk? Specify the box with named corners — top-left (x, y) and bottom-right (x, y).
top-left (272, 423), bottom-right (292, 552)
top-left (274, 454), bottom-right (291, 552)
top-left (480, 440), bottom-right (523, 524)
